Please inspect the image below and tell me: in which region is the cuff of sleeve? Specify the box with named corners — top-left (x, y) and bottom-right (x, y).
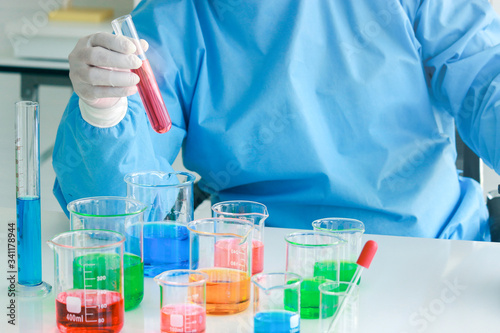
top-left (79, 98), bottom-right (128, 128)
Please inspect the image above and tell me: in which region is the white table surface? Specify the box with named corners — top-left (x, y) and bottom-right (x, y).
top-left (1, 207), bottom-right (500, 333)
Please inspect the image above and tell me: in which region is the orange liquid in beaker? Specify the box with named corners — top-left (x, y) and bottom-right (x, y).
top-left (195, 268), bottom-right (250, 315)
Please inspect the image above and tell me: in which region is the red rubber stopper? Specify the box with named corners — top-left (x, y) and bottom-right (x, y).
top-left (356, 240), bottom-right (378, 269)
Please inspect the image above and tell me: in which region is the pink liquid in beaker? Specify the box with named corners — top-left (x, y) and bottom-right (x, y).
top-left (132, 59), bottom-right (172, 134)
top-left (214, 239), bottom-right (264, 275)
top-left (55, 290), bottom-right (124, 332)
top-left (161, 303), bottom-right (206, 333)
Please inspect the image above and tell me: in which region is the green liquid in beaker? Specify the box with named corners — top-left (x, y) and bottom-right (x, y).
top-left (313, 261), bottom-right (359, 283)
top-left (73, 253), bottom-right (144, 310)
top-left (284, 278), bottom-right (328, 319)
top-left (124, 254), bottom-right (144, 310)
top-left (285, 261), bottom-right (357, 319)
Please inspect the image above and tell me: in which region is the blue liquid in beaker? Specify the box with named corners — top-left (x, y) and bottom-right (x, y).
top-left (17, 197), bottom-right (42, 286)
top-left (130, 223), bottom-right (197, 277)
top-left (254, 311), bottom-right (300, 333)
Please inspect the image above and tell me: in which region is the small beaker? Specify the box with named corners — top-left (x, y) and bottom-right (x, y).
top-left (212, 200), bottom-right (268, 275)
top-left (251, 272), bottom-right (302, 333)
top-left (312, 218), bottom-right (365, 283)
top-left (285, 232), bottom-right (344, 319)
top-left (125, 171), bottom-right (196, 277)
top-left (319, 281), bottom-right (359, 333)
top-left (47, 230), bottom-right (125, 332)
top-left (68, 196), bottom-right (147, 310)
top-left (187, 218), bottom-right (254, 315)
top-left (154, 270), bottom-right (208, 333)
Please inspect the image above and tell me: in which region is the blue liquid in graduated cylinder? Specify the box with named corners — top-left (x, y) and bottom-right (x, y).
top-left (17, 197), bottom-right (42, 286)
top-left (254, 311), bottom-right (300, 333)
top-left (130, 223), bottom-right (198, 277)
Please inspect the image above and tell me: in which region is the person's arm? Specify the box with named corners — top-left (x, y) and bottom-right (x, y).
top-left (52, 0), bottom-right (201, 214)
top-left (412, 0), bottom-right (500, 172)
top-left (52, 91), bottom-right (186, 215)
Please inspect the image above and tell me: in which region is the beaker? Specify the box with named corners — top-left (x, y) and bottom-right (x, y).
top-left (68, 196), bottom-right (147, 310)
top-left (312, 218), bottom-right (365, 283)
top-left (154, 270), bottom-right (208, 333)
top-left (125, 171), bottom-right (196, 277)
top-left (187, 218), bottom-right (254, 315)
top-left (111, 14), bottom-right (172, 134)
top-left (319, 281), bottom-right (359, 333)
top-left (15, 101), bottom-right (51, 296)
top-left (47, 230), bottom-right (125, 332)
top-left (212, 201), bottom-right (268, 275)
top-left (251, 272), bottom-right (302, 333)
top-left (285, 232), bottom-right (344, 319)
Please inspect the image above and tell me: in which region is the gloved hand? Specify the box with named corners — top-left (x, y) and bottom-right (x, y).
top-left (69, 32), bottom-right (148, 109)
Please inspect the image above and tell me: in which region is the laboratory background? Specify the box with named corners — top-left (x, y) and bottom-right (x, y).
top-left (3, 1), bottom-right (500, 333)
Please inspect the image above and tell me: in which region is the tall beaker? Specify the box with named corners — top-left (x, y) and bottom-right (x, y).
top-left (187, 218), bottom-right (254, 315)
top-left (212, 201), bottom-right (268, 274)
top-left (47, 230), bottom-right (125, 333)
top-left (15, 101), bottom-right (51, 297)
top-left (312, 218), bottom-right (365, 283)
top-left (252, 272), bottom-right (302, 333)
top-left (68, 196), bottom-right (147, 310)
top-left (125, 171), bottom-right (196, 277)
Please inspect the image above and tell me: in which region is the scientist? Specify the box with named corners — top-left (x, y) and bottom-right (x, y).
top-left (53, 0), bottom-right (500, 241)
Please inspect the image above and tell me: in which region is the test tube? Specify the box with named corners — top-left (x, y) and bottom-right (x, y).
top-left (111, 14), bottom-right (172, 134)
top-left (15, 101), bottom-right (51, 297)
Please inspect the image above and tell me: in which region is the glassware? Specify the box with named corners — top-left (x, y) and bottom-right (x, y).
top-left (15, 101), bottom-right (51, 297)
top-left (187, 218), bottom-right (254, 315)
top-left (47, 230), bottom-right (125, 332)
top-left (111, 14), bottom-right (172, 134)
top-left (319, 282), bottom-right (359, 333)
top-left (212, 200), bottom-right (268, 275)
top-left (68, 196), bottom-right (147, 310)
top-left (312, 218), bottom-right (365, 283)
top-left (252, 272), bottom-right (302, 333)
top-left (285, 232), bottom-right (344, 319)
top-left (125, 171), bottom-right (196, 277)
top-left (154, 270), bottom-right (208, 333)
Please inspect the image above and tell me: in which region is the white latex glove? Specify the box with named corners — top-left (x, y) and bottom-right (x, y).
top-left (69, 32), bottom-right (149, 110)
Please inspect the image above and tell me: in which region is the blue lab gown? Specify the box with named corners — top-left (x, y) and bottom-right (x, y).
top-left (53, 0), bottom-right (500, 240)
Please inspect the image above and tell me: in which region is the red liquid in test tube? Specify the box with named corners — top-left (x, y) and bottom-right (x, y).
top-left (161, 303), bottom-right (206, 333)
top-left (55, 290), bottom-right (124, 332)
top-left (132, 59), bottom-right (172, 134)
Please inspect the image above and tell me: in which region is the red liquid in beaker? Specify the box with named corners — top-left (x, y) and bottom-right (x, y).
top-left (55, 290), bottom-right (124, 332)
top-left (132, 59), bottom-right (172, 134)
top-left (214, 239), bottom-right (264, 275)
top-left (161, 303), bottom-right (206, 333)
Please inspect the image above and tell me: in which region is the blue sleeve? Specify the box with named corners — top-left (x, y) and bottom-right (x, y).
top-left (52, 93), bottom-right (186, 215)
top-left (412, 0), bottom-right (500, 172)
top-left (52, 1), bottom-right (204, 214)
